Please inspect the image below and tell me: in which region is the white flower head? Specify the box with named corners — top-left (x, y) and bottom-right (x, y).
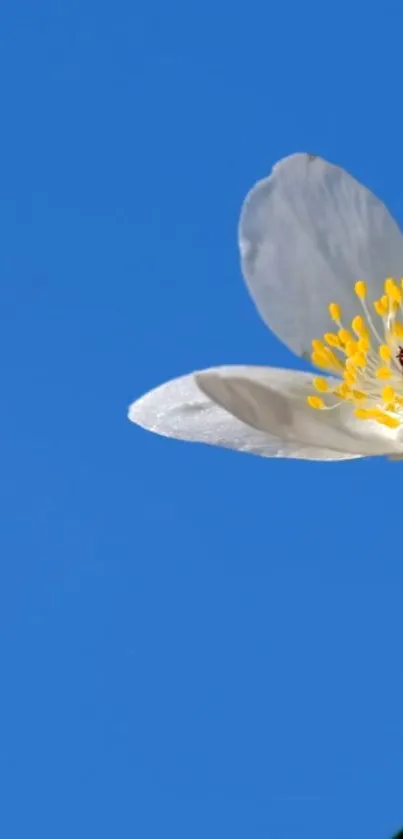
top-left (129, 153), bottom-right (403, 461)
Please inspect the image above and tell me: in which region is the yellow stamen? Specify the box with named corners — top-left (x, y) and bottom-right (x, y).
top-left (357, 336), bottom-right (370, 353)
top-left (322, 347), bottom-right (344, 371)
top-left (345, 340), bottom-right (358, 357)
top-left (379, 344), bottom-right (392, 362)
top-left (392, 321), bottom-right (403, 338)
top-left (307, 396), bottom-right (324, 410)
top-left (328, 303), bottom-right (341, 322)
top-left (324, 332), bottom-right (341, 348)
top-left (313, 377), bottom-right (329, 393)
top-left (382, 386), bottom-right (395, 404)
top-left (352, 352), bottom-right (366, 369)
top-left (354, 408), bottom-right (380, 420)
top-left (338, 328), bottom-right (353, 345)
top-left (374, 298), bottom-right (388, 317)
top-left (354, 407), bottom-right (400, 428)
top-left (352, 315), bottom-right (367, 336)
top-left (343, 371), bottom-right (356, 386)
top-left (308, 277), bottom-right (403, 429)
top-left (355, 281), bottom-right (367, 299)
top-left (376, 414), bottom-right (400, 429)
top-left (335, 383), bottom-right (351, 399)
top-left (311, 352), bottom-right (328, 369)
top-left (385, 277), bottom-right (402, 303)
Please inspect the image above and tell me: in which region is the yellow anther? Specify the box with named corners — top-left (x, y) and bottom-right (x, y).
top-left (352, 390), bottom-right (367, 400)
top-left (376, 367), bottom-right (392, 380)
top-left (392, 321), bottom-right (403, 338)
top-left (352, 352), bottom-right (366, 368)
top-left (338, 328), bottom-right (353, 345)
top-left (354, 407), bottom-right (399, 428)
top-left (345, 340), bottom-right (358, 357)
top-left (374, 298), bottom-right (388, 317)
top-left (355, 281), bottom-right (367, 299)
top-left (335, 382), bottom-right (350, 399)
top-left (322, 348), bottom-right (344, 371)
top-left (379, 344), bottom-right (391, 362)
top-left (385, 277), bottom-right (402, 303)
top-left (354, 408), bottom-right (379, 420)
top-left (376, 413), bottom-right (400, 429)
top-left (311, 351), bottom-right (328, 369)
top-left (313, 377), bottom-right (329, 393)
top-left (328, 302), bottom-right (341, 322)
top-left (312, 339), bottom-right (325, 353)
top-left (352, 315), bottom-right (367, 336)
top-left (324, 332), bottom-right (341, 348)
top-left (358, 337), bottom-right (370, 354)
top-left (382, 385), bottom-right (395, 403)
top-left (307, 396), bottom-right (324, 410)
top-left (343, 371), bottom-right (356, 386)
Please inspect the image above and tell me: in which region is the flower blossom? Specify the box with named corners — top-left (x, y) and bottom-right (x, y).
top-left (129, 153), bottom-right (403, 461)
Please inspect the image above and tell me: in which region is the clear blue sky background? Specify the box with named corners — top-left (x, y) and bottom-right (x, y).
top-left (1, 1), bottom-right (402, 837)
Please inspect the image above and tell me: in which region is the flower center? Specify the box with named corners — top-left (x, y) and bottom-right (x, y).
top-left (307, 278), bottom-right (403, 430)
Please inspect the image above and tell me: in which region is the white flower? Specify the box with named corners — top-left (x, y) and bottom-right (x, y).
top-left (129, 153), bottom-right (403, 461)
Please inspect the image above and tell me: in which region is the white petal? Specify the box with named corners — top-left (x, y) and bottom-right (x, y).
top-left (195, 366), bottom-right (403, 457)
top-left (239, 153), bottom-right (403, 356)
top-left (129, 367), bottom-right (363, 461)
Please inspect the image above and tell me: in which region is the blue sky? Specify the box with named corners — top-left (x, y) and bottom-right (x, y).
top-left (1, 0), bottom-right (402, 836)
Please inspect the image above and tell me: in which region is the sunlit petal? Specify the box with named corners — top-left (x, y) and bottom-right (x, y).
top-left (129, 367), bottom-right (364, 460)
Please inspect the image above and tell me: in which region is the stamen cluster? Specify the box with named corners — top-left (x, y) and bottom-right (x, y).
top-left (307, 278), bottom-right (403, 430)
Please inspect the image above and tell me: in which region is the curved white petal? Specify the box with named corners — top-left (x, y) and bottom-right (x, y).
top-left (239, 153), bottom-right (403, 356)
top-left (129, 366), bottom-right (366, 461)
top-left (195, 366), bottom-right (403, 457)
